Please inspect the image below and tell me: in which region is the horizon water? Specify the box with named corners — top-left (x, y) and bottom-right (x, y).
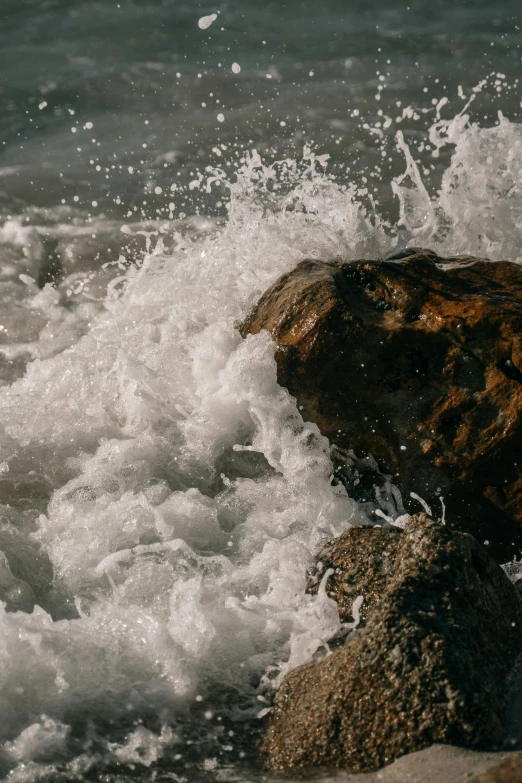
top-left (1, 1), bottom-right (522, 781)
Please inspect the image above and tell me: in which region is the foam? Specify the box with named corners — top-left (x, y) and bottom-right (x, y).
top-left (0, 109), bottom-right (520, 778)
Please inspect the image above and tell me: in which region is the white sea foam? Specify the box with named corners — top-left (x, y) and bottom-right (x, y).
top-left (0, 111), bottom-right (521, 779)
top-left (393, 108), bottom-right (522, 260)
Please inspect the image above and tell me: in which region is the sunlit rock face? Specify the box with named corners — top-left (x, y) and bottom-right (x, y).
top-left (262, 514), bottom-right (522, 773)
top-left (241, 249), bottom-right (522, 562)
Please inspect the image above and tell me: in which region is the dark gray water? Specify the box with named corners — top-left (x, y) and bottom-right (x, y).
top-left (0, 2), bottom-right (521, 782)
top-left (1, 0), bottom-right (521, 220)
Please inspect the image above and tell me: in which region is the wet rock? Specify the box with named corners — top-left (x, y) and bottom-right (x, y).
top-left (307, 523), bottom-right (403, 627)
top-left (240, 249), bottom-right (522, 562)
top-left (262, 514), bottom-right (522, 773)
top-left (471, 755), bottom-right (522, 782)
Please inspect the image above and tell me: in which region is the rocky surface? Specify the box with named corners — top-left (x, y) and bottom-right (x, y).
top-left (319, 747), bottom-right (522, 783)
top-left (471, 755), bottom-right (522, 782)
top-left (240, 248), bottom-right (522, 562)
top-left (262, 514), bottom-right (522, 773)
top-left (307, 524), bottom-right (403, 627)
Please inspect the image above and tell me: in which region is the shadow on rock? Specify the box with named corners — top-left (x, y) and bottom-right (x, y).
top-left (240, 248), bottom-right (522, 562)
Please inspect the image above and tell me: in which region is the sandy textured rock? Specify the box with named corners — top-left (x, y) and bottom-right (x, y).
top-left (471, 754), bottom-right (522, 782)
top-left (307, 524), bottom-right (403, 626)
top-left (262, 515), bottom-right (522, 773)
top-left (240, 249), bottom-right (522, 562)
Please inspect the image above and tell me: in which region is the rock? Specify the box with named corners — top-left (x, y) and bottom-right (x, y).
top-left (471, 755), bottom-right (522, 782)
top-left (307, 524), bottom-right (403, 627)
top-left (240, 249), bottom-right (522, 562)
top-left (262, 514), bottom-right (522, 773)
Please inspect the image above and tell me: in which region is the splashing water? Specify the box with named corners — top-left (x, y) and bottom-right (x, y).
top-left (392, 94), bottom-right (522, 260)
top-left (0, 104), bottom-right (521, 781)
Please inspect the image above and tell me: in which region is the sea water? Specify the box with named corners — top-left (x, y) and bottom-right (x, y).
top-left (0, 1), bottom-right (522, 781)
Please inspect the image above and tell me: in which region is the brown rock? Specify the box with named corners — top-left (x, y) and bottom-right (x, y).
top-left (240, 249), bottom-right (522, 562)
top-left (262, 514), bottom-right (522, 773)
top-left (307, 524), bottom-right (403, 626)
top-left (471, 755), bottom-right (522, 782)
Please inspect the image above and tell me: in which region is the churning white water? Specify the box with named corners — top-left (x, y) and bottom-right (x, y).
top-left (0, 105), bottom-right (521, 781)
